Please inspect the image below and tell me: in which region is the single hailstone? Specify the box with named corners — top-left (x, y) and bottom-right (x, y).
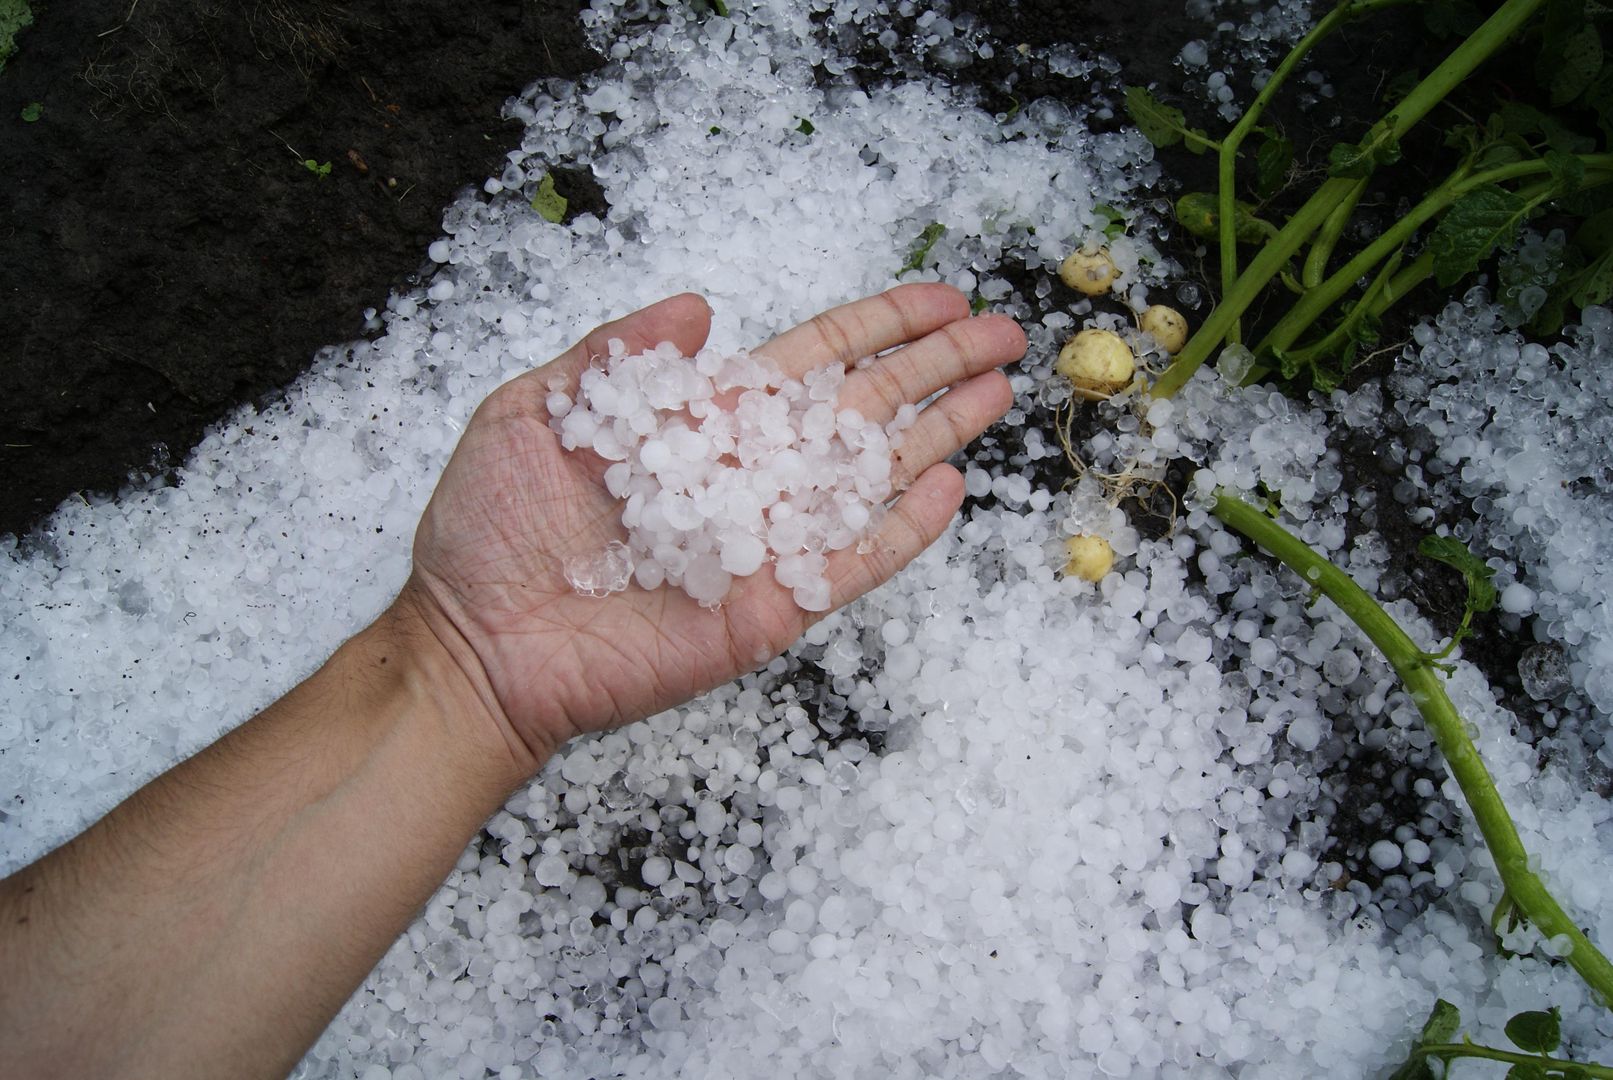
top-left (1518, 643), bottom-right (1571, 700)
top-left (555, 339), bottom-right (905, 611)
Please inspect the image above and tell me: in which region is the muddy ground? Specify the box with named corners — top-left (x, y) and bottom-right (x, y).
top-left (1, 0), bottom-right (599, 538)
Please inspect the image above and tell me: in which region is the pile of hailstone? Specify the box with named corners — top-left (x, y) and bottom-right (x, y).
top-left (550, 340), bottom-right (914, 610)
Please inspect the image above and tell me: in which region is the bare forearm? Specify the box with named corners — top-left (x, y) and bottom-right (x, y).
top-left (0, 592), bottom-right (531, 1079)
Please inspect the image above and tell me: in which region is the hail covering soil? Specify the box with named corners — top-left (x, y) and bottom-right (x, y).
top-left (2, 1), bottom-right (1611, 1078)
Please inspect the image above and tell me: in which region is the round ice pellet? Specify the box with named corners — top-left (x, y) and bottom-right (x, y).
top-left (1368, 840), bottom-right (1402, 870)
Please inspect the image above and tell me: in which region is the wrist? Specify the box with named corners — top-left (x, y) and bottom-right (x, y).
top-left (370, 581), bottom-right (552, 791)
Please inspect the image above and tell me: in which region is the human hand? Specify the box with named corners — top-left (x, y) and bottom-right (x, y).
top-left (399, 284), bottom-right (1026, 774)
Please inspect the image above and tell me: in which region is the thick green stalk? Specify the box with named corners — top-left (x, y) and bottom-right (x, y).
top-left (1379, 249), bottom-right (1434, 309)
top-left (1412, 1045), bottom-right (1613, 1077)
top-left (1268, 248), bottom-right (1409, 372)
top-left (1259, 158), bottom-right (1613, 359)
top-left (1241, 250), bottom-right (1433, 382)
top-left (1218, 0), bottom-right (1410, 341)
top-left (1303, 177), bottom-right (1367, 288)
top-left (1152, 0), bottom-right (1549, 398)
top-left (1153, 178), bottom-right (1356, 396)
top-left (1212, 492), bottom-right (1613, 1007)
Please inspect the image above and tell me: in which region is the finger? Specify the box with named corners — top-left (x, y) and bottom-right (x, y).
top-left (840, 313), bottom-right (1025, 424)
top-left (825, 463), bottom-right (964, 608)
top-left (753, 283), bottom-right (970, 380)
top-left (888, 370), bottom-right (1014, 490)
top-left (528, 292), bottom-right (713, 392)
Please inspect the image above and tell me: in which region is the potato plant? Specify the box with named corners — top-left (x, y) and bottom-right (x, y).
top-left (1110, 0), bottom-right (1613, 1055)
top-left (1132, 0), bottom-right (1613, 395)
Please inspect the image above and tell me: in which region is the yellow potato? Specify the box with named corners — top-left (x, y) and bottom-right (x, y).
top-left (1055, 329), bottom-right (1135, 400)
top-left (1061, 534), bottom-right (1115, 582)
top-left (1140, 305), bottom-right (1189, 354)
top-left (1058, 249), bottom-right (1120, 296)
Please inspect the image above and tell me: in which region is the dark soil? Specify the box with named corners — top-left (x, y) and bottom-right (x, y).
top-left (0, 0), bottom-right (598, 539)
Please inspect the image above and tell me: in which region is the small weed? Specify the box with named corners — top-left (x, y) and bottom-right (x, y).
top-left (0, 0), bottom-right (33, 75)
top-left (1387, 998), bottom-right (1613, 1079)
top-left (530, 172), bottom-right (567, 224)
top-left (897, 222), bottom-right (946, 277)
top-left (302, 159), bottom-right (332, 180)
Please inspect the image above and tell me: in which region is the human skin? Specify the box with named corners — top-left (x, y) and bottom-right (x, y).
top-left (0, 283), bottom-right (1026, 1078)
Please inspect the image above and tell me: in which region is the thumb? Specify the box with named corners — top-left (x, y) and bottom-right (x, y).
top-left (531, 293), bottom-right (714, 392)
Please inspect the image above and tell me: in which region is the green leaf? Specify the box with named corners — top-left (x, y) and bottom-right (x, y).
top-left (1423, 0), bottom-right (1484, 37)
top-left (1338, 310), bottom-right (1382, 375)
top-left (1255, 132), bottom-right (1294, 199)
top-left (1274, 347), bottom-right (1305, 382)
top-left (530, 172), bottom-right (568, 223)
top-left (1384, 1055), bottom-right (1437, 1080)
top-left (1554, 177), bottom-right (1613, 218)
top-left (1474, 136), bottom-right (1535, 171)
top-left (1589, 69), bottom-right (1613, 143)
top-left (1092, 203), bottom-right (1127, 240)
top-left (1310, 363), bottom-right (1341, 393)
top-left (1539, 0), bottom-right (1604, 106)
top-left (1125, 86), bottom-right (1183, 147)
top-left (1174, 192), bottom-right (1273, 244)
top-left (1571, 245), bottom-right (1613, 308)
top-left (0, 0), bottom-right (33, 73)
top-left (711, 0), bottom-right (729, 14)
top-left (1556, 26), bottom-right (1604, 106)
top-left (1327, 124), bottom-right (1402, 179)
top-left (1420, 998), bottom-right (1463, 1045)
top-left (1498, 101), bottom-right (1596, 156)
top-left (303, 159), bottom-right (332, 179)
top-left (1505, 1008), bottom-right (1562, 1054)
top-left (1429, 185), bottom-right (1531, 287)
top-left (1419, 535), bottom-right (1498, 617)
top-left (1505, 1064), bottom-right (1548, 1080)
top-left (1546, 5), bottom-right (1604, 107)
top-left (1383, 69), bottom-right (1422, 107)
top-left (1577, 208), bottom-right (1613, 252)
top-left (1124, 86), bottom-right (1216, 153)
top-left (1545, 149), bottom-right (1587, 195)
top-left (795, 117), bottom-right (815, 135)
top-left (20, 101), bottom-right (42, 122)
top-left (1444, 123), bottom-right (1481, 155)
top-left (898, 222), bottom-right (946, 276)
top-left (1176, 192), bottom-right (1219, 239)
top-left (970, 294), bottom-right (989, 315)
top-left (1383, 999), bottom-right (1462, 1080)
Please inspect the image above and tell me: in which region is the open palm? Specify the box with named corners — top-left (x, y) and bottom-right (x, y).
top-left (404, 284), bottom-right (1026, 767)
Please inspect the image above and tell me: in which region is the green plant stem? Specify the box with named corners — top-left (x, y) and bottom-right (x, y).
top-left (1303, 177), bottom-right (1367, 288)
top-left (1219, 0), bottom-right (1409, 338)
top-left (1255, 250), bottom-right (1433, 378)
top-left (1211, 491), bottom-right (1613, 1007)
top-left (1258, 157), bottom-right (1613, 360)
top-left (1272, 247), bottom-right (1408, 370)
top-left (1411, 1044), bottom-right (1613, 1077)
top-left (1153, 0), bottom-right (1549, 398)
top-left (1153, 175), bottom-right (1358, 396)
